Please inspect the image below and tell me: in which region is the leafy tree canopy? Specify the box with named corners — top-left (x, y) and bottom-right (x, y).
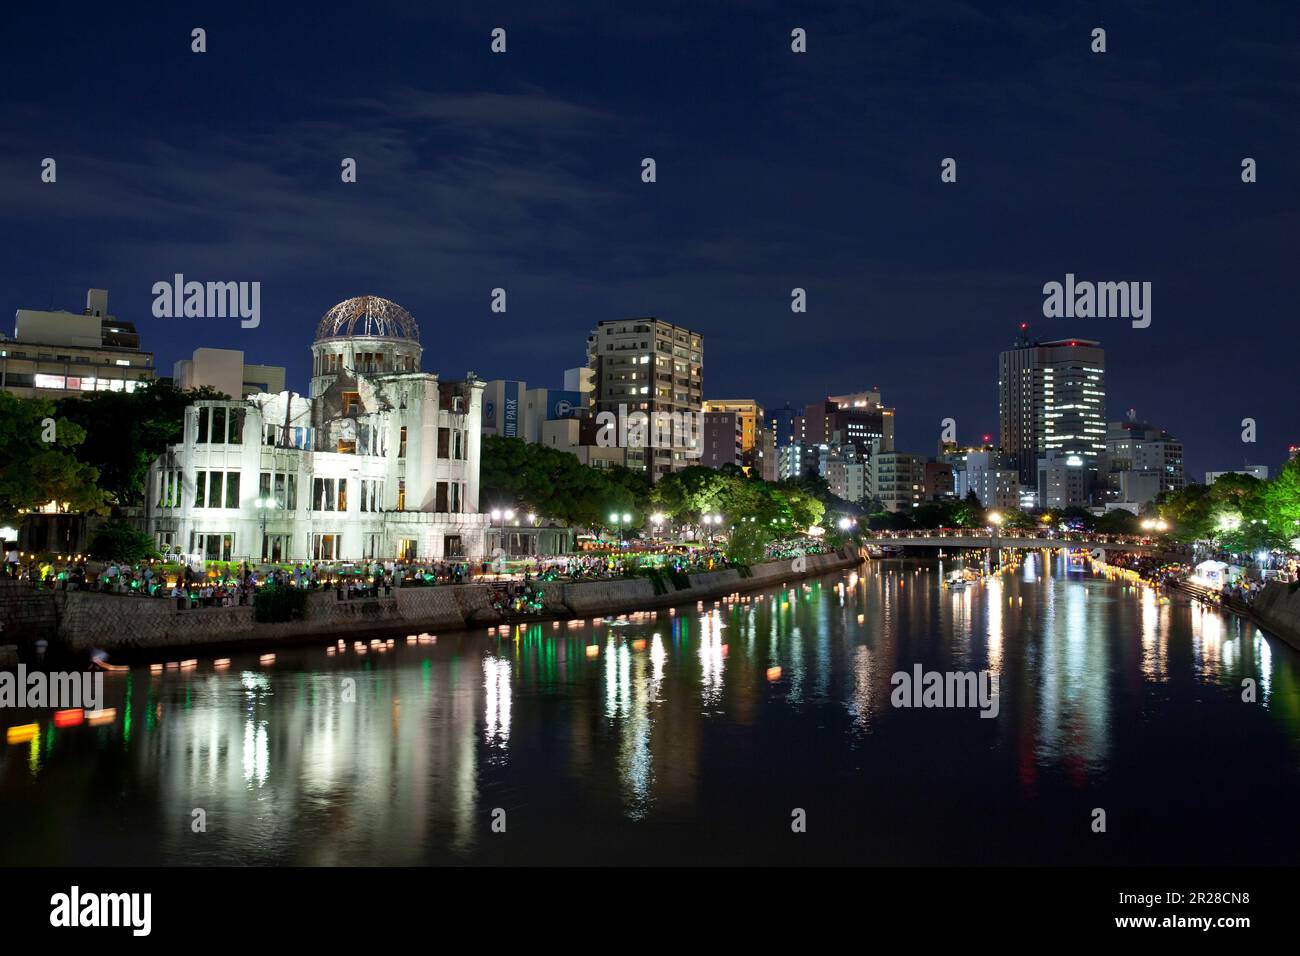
top-left (0, 392), bottom-right (107, 522)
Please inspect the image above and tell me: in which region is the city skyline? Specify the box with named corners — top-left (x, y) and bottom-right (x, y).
top-left (2, 3), bottom-right (1296, 483)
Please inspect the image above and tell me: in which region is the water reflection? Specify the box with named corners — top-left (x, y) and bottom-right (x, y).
top-left (3, 554), bottom-right (1300, 865)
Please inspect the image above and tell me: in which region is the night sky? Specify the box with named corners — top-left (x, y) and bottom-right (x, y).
top-left (2, 1), bottom-right (1296, 482)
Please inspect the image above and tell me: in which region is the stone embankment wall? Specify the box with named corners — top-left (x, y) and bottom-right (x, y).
top-left (1251, 581), bottom-right (1300, 653)
top-left (0, 580), bottom-right (58, 644)
top-left (5, 547), bottom-right (860, 655)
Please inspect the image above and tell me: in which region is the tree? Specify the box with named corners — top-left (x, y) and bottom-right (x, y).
top-left (1095, 508), bottom-right (1141, 535)
top-left (87, 520), bottom-right (159, 561)
top-left (0, 392), bottom-right (108, 522)
top-left (55, 381), bottom-right (229, 506)
top-left (479, 436), bottom-right (641, 528)
top-left (1259, 458), bottom-right (1300, 547)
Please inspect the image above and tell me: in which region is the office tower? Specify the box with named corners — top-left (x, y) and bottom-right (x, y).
top-left (1104, 416), bottom-right (1185, 508)
top-left (587, 317), bottom-right (703, 480)
top-left (703, 399), bottom-right (764, 471)
top-left (998, 331), bottom-right (1106, 494)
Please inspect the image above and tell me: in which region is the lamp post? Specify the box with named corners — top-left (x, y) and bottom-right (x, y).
top-left (650, 512), bottom-right (665, 542)
top-left (987, 511), bottom-right (1003, 570)
top-left (609, 511), bottom-right (632, 545)
top-left (489, 508), bottom-right (515, 557)
top-left (255, 496), bottom-right (276, 562)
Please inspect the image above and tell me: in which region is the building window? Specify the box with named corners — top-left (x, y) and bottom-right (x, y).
top-left (398, 538), bottom-right (417, 561)
top-left (437, 427), bottom-right (450, 458)
top-left (360, 479), bottom-right (381, 513)
top-left (207, 471), bottom-right (224, 508)
top-left (196, 408), bottom-right (209, 443)
top-left (311, 534), bottom-right (338, 561)
top-left (192, 532), bottom-right (233, 562)
top-left (443, 535), bottom-right (463, 558)
top-left (224, 472), bottom-right (241, 508)
top-left (398, 426), bottom-right (407, 458)
top-left (396, 480), bottom-right (405, 511)
top-left (262, 534), bottom-right (288, 563)
top-left (312, 477), bottom-right (346, 512)
top-left (342, 391), bottom-right (361, 416)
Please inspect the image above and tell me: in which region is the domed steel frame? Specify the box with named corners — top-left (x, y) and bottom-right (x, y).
top-left (314, 296), bottom-right (420, 342)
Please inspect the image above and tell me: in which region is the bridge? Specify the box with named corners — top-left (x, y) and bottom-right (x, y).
top-left (861, 529), bottom-right (1163, 555)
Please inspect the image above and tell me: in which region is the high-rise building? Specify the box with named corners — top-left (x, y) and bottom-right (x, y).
top-left (703, 399), bottom-right (764, 471)
top-left (826, 444), bottom-right (868, 504)
top-left (587, 317), bottom-right (703, 479)
top-left (1104, 416), bottom-right (1185, 508)
top-left (701, 411), bottom-right (744, 469)
top-left (2, 289), bottom-right (155, 398)
top-left (998, 332), bottom-right (1106, 494)
top-left (767, 403), bottom-right (799, 447)
top-left (869, 452), bottom-right (928, 512)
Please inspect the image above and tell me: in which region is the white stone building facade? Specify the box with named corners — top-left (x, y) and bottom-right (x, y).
top-left (144, 296), bottom-right (489, 564)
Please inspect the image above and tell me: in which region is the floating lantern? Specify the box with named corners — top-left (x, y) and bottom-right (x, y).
top-left (54, 709), bottom-right (84, 728)
top-left (585, 645), bottom-right (600, 658)
top-left (7, 723), bottom-right (38, 744)
top-left (88, 709), bottom-right (116, 726)
top-left (259, 653), bottom-right (276, 665)
top-left (766, 666), bottom-right (782, 682)
top-left (214, 658), bottom-right (231, 669)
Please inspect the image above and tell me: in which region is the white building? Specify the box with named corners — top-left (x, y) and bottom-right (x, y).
top-left (2, 288), bottom-right (155, 398)
top-left (144, 296), bottom-right (489, 564)
top-left (953, 450), bottom-right (1020, 511)
top-left (173, 347), bottom-right (286, 397)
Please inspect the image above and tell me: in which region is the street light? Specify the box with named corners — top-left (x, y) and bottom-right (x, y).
top-left (255, 496), bottom-right (276, 561)
top-left (609, 511), bottom-right (632, 541)
top-left (987, 511), bottom-right (1002, 570)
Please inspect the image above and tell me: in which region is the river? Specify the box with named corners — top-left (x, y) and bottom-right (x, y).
top-left (3, 553), bottom-right (1298, 865)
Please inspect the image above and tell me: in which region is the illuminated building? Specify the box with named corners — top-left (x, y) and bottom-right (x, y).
top-left (144, 296), bottom-right (489, 563)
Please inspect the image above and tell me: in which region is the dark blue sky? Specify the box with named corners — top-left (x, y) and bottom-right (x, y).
top-left (2, 1), bottom-right (1297, 481)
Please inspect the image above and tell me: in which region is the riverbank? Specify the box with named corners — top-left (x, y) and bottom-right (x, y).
top-left (1086, 555), bottom-right (1300, 654)
top-left (0, 547), bottom-right (862, 659)
top-left (1246, 581), bottom-right (1300, 653)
